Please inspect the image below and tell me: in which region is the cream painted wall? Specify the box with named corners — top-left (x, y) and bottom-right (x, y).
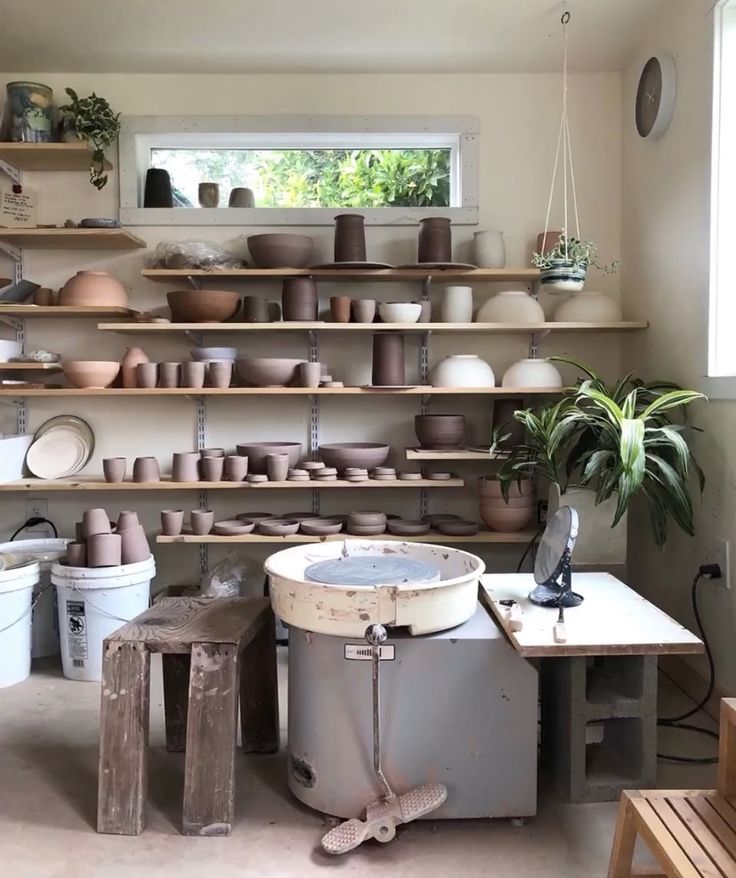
top-left (0, 71), bottom-right (623, 589)
top-left (621, 1), bottom-right (736, 690)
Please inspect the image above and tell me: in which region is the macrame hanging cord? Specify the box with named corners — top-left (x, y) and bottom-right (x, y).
top-left (542, 8), bottom-right (581, 258)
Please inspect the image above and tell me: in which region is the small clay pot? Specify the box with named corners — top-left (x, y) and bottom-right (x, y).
top-left (421, 513), bottom-right (461, 526)
top-left (181, 361), bottom-right (206, 389)
top-left (136, 362), bottom-right (159, 388)
top-left (172, 451), bottom-right (200, 482)
top-left (161, 509), bottom-right (184, 536)
top-left (133, 457), bottom-right (160, 483)
top-left (200, 447), bottom-right (225, 458)
top-left (83, 508), bottom-right (111, 539)
top-left (102, 457), bottom-right (126, 483)
top-left (65, 542), bottom-right (87, 567)
top-left (266, 453), bottom-right (289, 482)
top-left (144, 168), bottom-right (173, 208)
top-left (297, 362), bottom-right (322, 388)
top-left (159, 362), bottom-right (181, 388)
top-left (87, 533), bottom-right (122, 568)
top-left (120, 524), bottom-right (150, 565)
top-left (282, 277), bottom-right (318, 321)
top-left (330, 296), bottom-right (352, 323)
top-left (225, 455), bottom-right (248, 481)
top-left (352, 299), bottom-right (376, 323)
top-left (198, 182), bottom-right (219, 208)
top-left (190, 509), bottom-right (214, 535)
top-left (208, 360), bottom-right (233, 388)
top-left (372, 332), bottom-right (405, 386)
top-left (334, 213), bottom-right (366, 262)
top-left (228, 187), bottom-right (255, 207)
top-left (200, 455), bottom-right (225, 482)
top-left (418, 217), bottom-right (452, 263)
top-left (116, 510), bottom-right (140, 531)
top-left (242, 296), bottom-right (270, 323)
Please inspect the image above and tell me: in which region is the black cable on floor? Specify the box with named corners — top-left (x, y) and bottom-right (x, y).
top-left (657, 568), bottom-right (719, 765)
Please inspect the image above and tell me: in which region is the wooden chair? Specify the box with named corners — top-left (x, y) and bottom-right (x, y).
top-left (97, 596), bottom-right (279, 838)
top-left (608, 698), bottom-right (736, 877)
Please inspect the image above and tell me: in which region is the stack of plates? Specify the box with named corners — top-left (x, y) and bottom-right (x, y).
top-left (26, 416), bottom-right (94, 480)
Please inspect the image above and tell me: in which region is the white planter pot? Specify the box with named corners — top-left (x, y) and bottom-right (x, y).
top-left (440, 286), bottom-right (473, 323)
top-left (548, 484), bottom-right (627, 565)
top-left (431, 354), bottom-right (495, 387)
top-left (472, 230), bottom-right (506, 268)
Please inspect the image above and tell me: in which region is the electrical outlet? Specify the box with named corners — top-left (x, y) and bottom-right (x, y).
top-left (704, 539), bottom-right (731, 590)
top-left (25, 497), bottom-right (48, 531)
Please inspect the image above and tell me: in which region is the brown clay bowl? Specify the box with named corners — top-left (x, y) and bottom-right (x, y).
top-left (247, 234), bottom-right (314, 268)
top-left (421, 513), bottom-right (462, 526)
top-left (347, 511), bottom-right (388, 527)
top-left (319, 443), bottom-right (390, 472)
top-left (213, 519), bottom-right (256, 536)
top-left (236, 357), bottom-right (303, 387)
top-left (387, 519), bottom-right (431, 536)
top-left (62, 360), bottom-right (120, 389)
top-left (414, 414), bottom-right (466, 449)
top-left (347, 522), bottom-right (387, 536)
top-left (236, 512), bottom-right (274, 523)
top-left (259, 518), bottom-right (301, 536)
top-left (437, 520), bottom-right (480, 536)
top-left (479, 505), bottom-right (534, 532)
top-left (300, 518), bottom-right (344, 536)
top-left (167, 290), bottom-right (240, 323)
top-left (236, 442), bottom-right (302, 474)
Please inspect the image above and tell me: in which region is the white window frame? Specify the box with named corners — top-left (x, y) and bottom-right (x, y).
top-left (706, 0), bottom-right (736, 397)
top-left (118, 114), bottom-right (479, 226)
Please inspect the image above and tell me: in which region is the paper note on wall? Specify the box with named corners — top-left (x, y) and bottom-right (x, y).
top-left (0, 185), bottom-right (37, 228)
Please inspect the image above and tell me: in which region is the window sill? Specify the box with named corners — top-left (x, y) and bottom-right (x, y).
top-left (699, 375), bottom-right (736, 400)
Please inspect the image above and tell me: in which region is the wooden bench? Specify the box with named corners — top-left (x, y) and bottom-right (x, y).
top-left (608, 698), bottom-right (736, 877)
top-left (97, 596), bottom-right (279, 837)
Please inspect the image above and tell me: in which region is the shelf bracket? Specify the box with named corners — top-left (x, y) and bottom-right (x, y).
top-left (0, 241), bottom-right (22, 262)
top-left (185, 329), bottom-right (204, 347)
top-left (185, 275), bottom-right (202, 290)
top-left (0, 158), bottom-right (21, 184)
top-left (529, 333), bottom-right (540, 359)
top-left (308, 331), bottom-right (320, 515)
top-left (196, 397), bottom-right (209, 574)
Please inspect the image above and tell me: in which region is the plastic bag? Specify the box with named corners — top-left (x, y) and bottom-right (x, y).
top-left (147, 238), bottom-right (247, 270)
top-left (200, 554), bottom-right (262, 598)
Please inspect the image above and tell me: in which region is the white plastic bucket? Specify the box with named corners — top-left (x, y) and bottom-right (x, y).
top-left (0, 559), bottom-right (41, 688)
top-left (0, 539), bottom-right (69, 659)
top-left (51, 555), bottom-right (155, 682)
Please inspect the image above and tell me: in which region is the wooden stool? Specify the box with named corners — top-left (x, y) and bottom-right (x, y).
top-left (97, 596), bottom-right (278, 837)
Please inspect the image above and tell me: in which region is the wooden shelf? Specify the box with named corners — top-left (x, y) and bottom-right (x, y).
top-left (406, 448), bottom-right (500, 461)
top-left (0, 142), bottom-right (113, 172)
top-left (0, 362), bottom-right (60, 371)
top-left (0, 228), bottom-right (145, 250)
top-left (0, 476), bottom-right (463, 492)
top-left (0, 305), bottom-right (136, 319)
top-left (142, 267), bottom-right (540, 283)
top-left (99, 320), bottom-right (648, 335)
top-left (0, 386), bottom-right (559, 398)
top-left (157, 528), bottom-right (537, 545)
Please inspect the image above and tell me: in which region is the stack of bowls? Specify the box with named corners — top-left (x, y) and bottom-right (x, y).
top-left (478, 477), bottom-right (534, 532)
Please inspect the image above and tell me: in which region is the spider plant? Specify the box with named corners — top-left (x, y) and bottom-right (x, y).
top-left (491, 358), bottom-right (706, 546)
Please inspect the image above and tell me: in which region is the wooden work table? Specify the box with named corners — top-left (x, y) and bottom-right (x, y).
top-left (478, 572), bottom-right (703, 804)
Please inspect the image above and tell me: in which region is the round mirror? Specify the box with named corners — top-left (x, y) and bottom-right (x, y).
top-left (534, 506), bottom-right (578, 585)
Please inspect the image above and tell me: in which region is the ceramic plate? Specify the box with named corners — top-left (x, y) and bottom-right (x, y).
top-left (310, 262), bottom-right (395, 270)
top-left (34, 414), bottom-right (95, 458)
top-left (396, 262), bottom-right (478, 271)
top-left (26, 428), bottom-right (88, 479)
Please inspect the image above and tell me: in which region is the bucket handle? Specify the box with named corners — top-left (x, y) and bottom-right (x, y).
top-left (67, 581), bottom-right (145, 625)
top-left (0, 583), bottom-right (48, 635)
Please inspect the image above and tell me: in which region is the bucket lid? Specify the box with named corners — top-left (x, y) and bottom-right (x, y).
top-left (0, 556), bottom-right (41, 594)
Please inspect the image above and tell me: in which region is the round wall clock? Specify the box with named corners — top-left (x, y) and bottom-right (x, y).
top-left (635, 54), bottom-right (677, 139)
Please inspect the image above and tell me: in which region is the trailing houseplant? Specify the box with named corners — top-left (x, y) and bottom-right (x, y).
top-left (491, 358), bottom-right (706, 547)
top-left (59, 88), bottom-right (120, 190)
top-left (532, 233), bottom-right (619, 294)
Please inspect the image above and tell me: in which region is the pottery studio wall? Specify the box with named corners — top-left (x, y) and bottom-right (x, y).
top-left (621, 0), bottom-right (736, 692)
top-left (0, 71), bottom-right (622, 590)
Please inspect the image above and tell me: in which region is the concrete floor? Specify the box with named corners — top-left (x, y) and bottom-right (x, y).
top-left (0, 651), bottom-right (718, 878)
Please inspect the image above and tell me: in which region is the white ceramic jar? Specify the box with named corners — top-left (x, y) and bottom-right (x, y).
top-left (473, 230), bottom-right (506, 268)
top-left (432, 354), bottom-right (495, 387)
top-left (552, 291), bottom-right (623, 323)
top-left (501, 358), bottom-right (563, 388)
top-left (476, 290), bottom-right (545, 323)
top-left (440, 286), bottom-right (473, 323)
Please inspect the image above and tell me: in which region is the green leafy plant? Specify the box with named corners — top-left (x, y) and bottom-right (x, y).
top-left (532, 233), bottom-right (619, 274)
top-left (59, 88), bottom-right (120, 190)
top-left (491, 358), bottom-right (706, 546)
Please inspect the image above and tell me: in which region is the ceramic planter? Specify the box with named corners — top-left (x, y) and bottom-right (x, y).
top-left (136, 363), bottom-right (158, 388)
top-left (372, 333), bottom-right (405, 386)
top-left (224, 455), bottom-right (248, 481)
top-left (200, 456), bottom-right (225, 482)
top-left (65, 542), bottom-right (87, 567)
top-left (539, 259), bottom-right (587, 295)
top-left (472, 231), bottom-right (506, 268)
top-left (352, 299), bottom-right (376, 324)
top-left (181, 361), bottom-right (206, 388)
top-left (334, 214), bottom-right (366, 262)
top-left (132, 457), bottom-right (160, 483)
top-left (190, 509), bottom-right (214, 536)
top-left (548, 484), bottom-right (627, 565)
top-left (431, 355), bottom-right (494, 388)
top-left (83, 508), bottom-right (111, 538)
top-left (228, 187), bottom-right (255, 207)
top-left (159, 362), bottom-right (181, 388)
top-left (242, 296), bottom-right (270, 323)
top-left (59, 271), bottom-right (128, 308)
top-left (116, 510), bottom-right (140, 531)
top-left (208, 361), bottom-right (233, 388)
top-left (417, 217), bottom-right (451, 263)
top-left (298, 362), bottom-right (322, 388)
top-left (120, 524), bottom-right (150, 566)
top-left (266, 453), bottom-right (290, 482)
top-left (535, 231), bottom-right (563, 256)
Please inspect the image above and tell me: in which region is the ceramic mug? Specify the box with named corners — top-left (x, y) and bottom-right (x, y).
top-left (297, 362), bottom-right (322, 388)
top-left (181, 361), bottom-right (206, 389)
top-left (208, 360), bottom-right (233, 388)
top-left (352, 299), bottom-right (376, 323)
top-left (172, 452), bottom-right (200, 482)
top-left (87, 533), bottom-right (122, 568)
top-left (225, 455), bottom-right (248, 481)
top-left (266, 453), bottom-right (290, 482)
top-left (65, 541), bottom-right (87, 567)
top-left (190, 509), bottom-right (214, 535)
top-left (102, 457), bottom-right (126, 483)
top-left (200, 456), bottom-right (225, 482)
top-left (120, 524), bottom-right (150, 565)
top-left (136, 362), bottom-right (159, 389)
top-left (133, 456), bottom-right (160, 483)
top-left (83, 508), bottom-right (111, 538)
top-left (161, 509), bottom-right (184, 536)
top-left (159, 362), bottom-right (181, 388)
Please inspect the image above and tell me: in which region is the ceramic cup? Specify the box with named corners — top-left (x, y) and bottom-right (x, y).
top-left (200, 455), bottom-right (225, 482)
top-left (133, 456), bottom-right (160, 483)
top-left (330, 296), bottom-right (352, 323)
top-left (352, 299), bottom-right (376, 323)
top-left (190, 509), bottom-right (214, 535)
top-left (172, 451), bottom-right (200, 482)
top-left (83, 508), bottom-right (111, 538)
top-left (200, 447), bottom-right (225, 458)
top-left (65, 541), bottom-right (87, 567)
top-left (136, 362), bottom-right (159, 388)
top-left (225, 455), bottom-right (248, 481)
top-left (198, 182), bottom-right (219, 208)
top-left (228, 186), bottom-right (255, 207)
top-left (266, 453), bottom-right (290, 482)
top-left (87, 532), bottom-right (122, 568)
top-left (103, 457), bottom-right (126, 483)
top-left (208, 360), bottom-right (233, 388)
top-left (120, 524), bottom-right (150, 565)
top-left (181, 361), bottom-right (206, 389)
top-left (159, 361), bottom-right (181, 388)
top-left (116, 510), bottom-right (140, 531)
top-left (297, 361), bottom-right (322, 388)
top-left (161, 509), bottom-right (184, 536)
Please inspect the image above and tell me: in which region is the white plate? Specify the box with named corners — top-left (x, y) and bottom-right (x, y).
top-left (26, 428), bottom-right (88, 479)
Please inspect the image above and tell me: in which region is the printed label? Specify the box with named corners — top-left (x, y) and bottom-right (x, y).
top-left (66, 600), bottom-right (88, 665)
top-left (344, 644), bottom-right (395, 661)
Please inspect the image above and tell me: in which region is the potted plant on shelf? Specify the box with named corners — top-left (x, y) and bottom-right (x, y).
top-left (490, 358), bottom-right (706, 563)
top-left (532, 233), bottom-right (619, 295)
top-left (59, 88), bottom-right (120, 190)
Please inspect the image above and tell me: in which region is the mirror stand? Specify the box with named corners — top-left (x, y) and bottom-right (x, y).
top-left (528, 544), bottom-right (584, 608)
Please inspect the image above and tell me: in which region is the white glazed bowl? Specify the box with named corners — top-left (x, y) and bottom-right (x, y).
top-left (190, 347), bottom-right (238, 362)
top-left (502, 358), bottom-right (563, 388)
top-left (476, 290), bottom-right (545, 324)
top-left (378, 302), bottom-right (422, 324)
top-left (431, 354), bottom-right (495, 387)
top-left (552, 291), bottom-right (623, 323)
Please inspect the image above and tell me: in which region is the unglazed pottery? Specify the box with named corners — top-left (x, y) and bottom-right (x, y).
top-left (236, 442), bottom-right (302, 473)
top-left (160, 509), bottom-right (184, 536)
top-left (352, 299), bottom-right (376, 324)
top-left (208, 360), bottom-right (233, 388)
top-left (330, 296), bottom-right (352, 323)
top-left (334, 214), bottom-right (366, 262)
top-left (479, 477), bottom-right (532, 500)
top-left (65, 542), bottom-right (87, 567)
top-left (236, 512), bottom-right (274, 524)
top-left (421, 513), bottom-right (462, 526)
top-left (120, 524), bottom-right (150, 565)
top-left (266, 453), bottom-right (290, 482)
top-left (347, 522), bottom-right (387, 536)
top-left (418, 217), bottom-right (452, 263)
top-left (501, 358), bottom-right (563, 388)
top-left (431, 354), bottom-right (494, 387)
top-left (479, 504), bottom-right (533, 532)
top-left (62, 360), bottom-right (120, 389)
top-left (387, 519), bottom-right (431, 536)
top-left (132, 456), bottom-right (160, 483)
top-left (200, 447), bottom-right (225, 458)
top-left (259, 519), bottom-right (300, 536)
top-left (213, 519), bottom-right (256, 536)
top-left (83, 508), bottom-right (111, 538)
top-left (121, 347), bottom-right (149, 388)
top-left (476, 290), bottom-right (545, 324)
top-left (440, 286), bottom-right (473, 323)
top-left (190, 509), bottom-right (214, 535)
top-left (378, 302), bottom-right (421, 324)
top-left (426, 471), bottom-right (452, 480)
top-left (167, 290), bottom-right (240, 323)
top-left (493, 398), bottom-right (525, 446)
top-left (438, 520), bottom-right (479, 536)
top-left (300, 518), bottom-right (344, 536)
top-left (347, 511), bottom-right (387, 528)
top-left (198, 182), bottom-right (220, 208)
top-left (181, 361), bottom-right (206, 388)
top-left (480, 495), bottom-right (533, 509)
top-left (372, 332), bottom-right (405, 386)
top-left (242, 296), bottom-right (270, 323)
top-left (59, 271), bottom-right (128, 308)
top-left (87, 533), bottom-right (122, 568)
top-left (144, 168), bottom-right (173, 208)
top-left (190, 347), bottom-right (238, 362)
top-left (159, 361), bottom-right (181, 388)
top-left (228, 187), bottom-right (255, 207)
top-left (319, 443), bottom-right (390, 473)
top-left (297, 361), bottom-right (322, 388)
top-left (102, 457), bottom-right (126, 483)
top-left (236, 357), bottom-right (301, 387)
top-left (75, 521), bottom-right (85, 542)
top-left (136, 362), bottom-right (158, 388)
top-left (472, 230), bottom-right (506, 268)
top-left (172, 452), bottom-right (200, 482)
top-left (200, 456), bottom-right (225, 482)
top-left (247, 234), bottom-right (314, 268)
top-left (552, 291), bottom-right (623, 323)
top-left (224, 455), bottom-right (248, 481)
top-left (282, 277), bottom-right (318, 321)
top-left (246, 474), bottom-right (269, 483)
top-left (414, 414), bottom-right (466, 449)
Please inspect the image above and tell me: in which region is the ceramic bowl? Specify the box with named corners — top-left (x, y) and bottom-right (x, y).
top-left (167, 290), bottom-right (240, 323)
top-left (62, 360), bottom-right (120, 389)
top-left (236, 512), bottom-right (274, 523)
top-left (346, 522), bottom-right (387, 536)
top-left (479, 505), bottom-right (534, 532)
top-left (479, 477), bottom-right (532, 499)
top-left (347, 511), bottom-right (388, 527)
top-left (259, 518), bottom-right (301, 536)
top-left (414, 414), bottom-right (466, 449)
top-left (236, 357), bottom-right (303, 387)
top-left (300, 518), bottom-right (344, 536)
top-left (501, 358), bottom-right (563, 388)
top-left (190, 346), bottom-right (238, 362)
top-left (319, 443), bottom-right (390, 472)
top-left (247, 234), bottom-right (314, 268)
top-left (431, 354), bottom-right (495, 388)
top-left (378, 302), bottom-right (422, 324)
top-left (387, 519), bottom-right (431, 536)
top-left (476, 290), bottom-right (546, 323)
top-left (552, 291), bottom-right (623, 323)
top-left (236, 442), bottom-right (303, 473)
top-left (437, 520), bottom-right (480, 536)
top-left (213, 519), bottom-right (256, 536)
top-left (421, 513), bottom-right (462, 526)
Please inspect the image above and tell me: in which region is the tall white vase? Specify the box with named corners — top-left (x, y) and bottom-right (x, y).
top-left (473, 230), bottom-right (506, 268)
top-left (440, 286), bottom-right (473, 323)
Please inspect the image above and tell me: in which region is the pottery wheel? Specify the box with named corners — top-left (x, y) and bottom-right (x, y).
top-left (304, 556), bottom-right (441, 587)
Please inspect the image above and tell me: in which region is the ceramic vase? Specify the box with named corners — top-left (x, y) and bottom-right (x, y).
top-left (198, 182), bottom-right (219, 208)
top-left (372, 333), bottom-right (405, 386)
top-left (298, 362), bottom-right (322, 388)
top-left (66, 542), bottom-right (87, 567)
top-left (83, 508), bottom-right (111, 538)
top-left (143, 169), bottom-right (173, 208)
top-left (87, 533), bottom-right (122, 568)
top-left (431, 354), bottom-right (495, 387)
top-left (228, 187), bottom-right (255, 207)
top-left (330, 296), bottom-right (352, 323)
top-left (172, 452), bottom-right (200, 482)
top-left (225, 455), bottom-right (248, 481)
top-left (473, 230), bottom-right (506, 268)
top-left (334, 213), bottom-right (366, 262)
top-left (417, 217), bottom-right (452, 263)
top-left (181, 361), bottom-right (206, 388)
top-left (282, 278), bottom-right (318, 321)
top-left (102, 458), bottom-right (126, 483)
top-left (352, 299), bottom-right (376, 324)
top-left (201, 456), bottom-right (225, 482)
top-left (136, 362), bottom-right (158, 388)
top-left (121, 347), bottom-right (149, 388)
top-left (161, 510), bottom-right (184, 536)
top-left (190, 509), bottom-right (214, 536)
top-left (3, 81), bottom-right (53, 142)
top-left (440, 286), bottom-right (473, 323)
top-left (120, 524), bottom-right (150, 566)
top-left (133, 457), bottom-right (160, 483)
